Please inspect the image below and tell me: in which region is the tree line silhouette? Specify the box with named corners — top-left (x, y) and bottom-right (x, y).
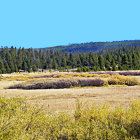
top-left (0, 46), bottom-right (140, 73)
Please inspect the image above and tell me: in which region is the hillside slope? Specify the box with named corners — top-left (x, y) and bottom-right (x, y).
top-left (41, 40), bottom-right (140, 53)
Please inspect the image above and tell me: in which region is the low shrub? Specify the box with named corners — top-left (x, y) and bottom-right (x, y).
top-left (8, 84), bottom-right (23, 89)
top-left (8, 78), bottom-right (105, 89)
top-left (78, 79), bottom-right (105, 87)
top-left (108, 74), bottom-right (139, 86)
top-left (0, 97), bottom-right (140, 139)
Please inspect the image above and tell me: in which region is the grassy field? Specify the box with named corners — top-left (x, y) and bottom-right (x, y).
top-left (0, 72), bottom-right (140, 112)
top-left (1, 72), bottom-right (140, 139)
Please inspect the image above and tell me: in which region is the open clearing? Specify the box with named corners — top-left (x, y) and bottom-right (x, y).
top-left (0, 72), bottom-right (140, 112)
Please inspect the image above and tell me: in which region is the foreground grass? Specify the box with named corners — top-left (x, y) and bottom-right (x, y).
top-left (0, 97), bottom-right (140, 140)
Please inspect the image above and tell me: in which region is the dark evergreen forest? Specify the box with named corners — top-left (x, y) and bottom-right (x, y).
top-left (0, 45), bottom-right (140, 74)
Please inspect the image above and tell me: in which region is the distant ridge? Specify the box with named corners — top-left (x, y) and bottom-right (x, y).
top-left (40, 40), bottom-right (140, 53)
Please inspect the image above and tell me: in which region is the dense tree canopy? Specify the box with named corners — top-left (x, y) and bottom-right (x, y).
top-left (0, 46), bottom-right (140, 73)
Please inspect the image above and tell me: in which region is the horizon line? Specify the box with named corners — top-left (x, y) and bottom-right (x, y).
top-left (0, 39), bottom-right (140, 49)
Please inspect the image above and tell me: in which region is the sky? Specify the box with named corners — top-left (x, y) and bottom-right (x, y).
top-left (0, 0), bottom-right (140, 48)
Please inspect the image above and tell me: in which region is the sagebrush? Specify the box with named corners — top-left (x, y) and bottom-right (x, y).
top-left (108, 74), bottom-right (139, 86)
top-left (0, 97), bottom-right (140, 139)
top-left (8, 78), bottom-right (105, 89)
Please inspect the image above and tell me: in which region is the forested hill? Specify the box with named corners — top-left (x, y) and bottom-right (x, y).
top-left (0, 40), bottom-right (140, 74)
top-left (41, 40), bottom-right (140, 53)
top-left (0, 44), bottom-right (140, 74)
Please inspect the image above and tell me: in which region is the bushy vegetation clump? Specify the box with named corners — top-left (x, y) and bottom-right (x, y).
top-left (8, 78), bottom-right (105, 89)
top-left (108, 74), bottom-right (139, 86)
top-left (8, 74), bottom-right (140, 89)
top-left (0, 97), bottom-right (140, 139)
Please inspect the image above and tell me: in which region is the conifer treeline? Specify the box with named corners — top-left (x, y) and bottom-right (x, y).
top-left (0, 46), bottom-right (140, 73)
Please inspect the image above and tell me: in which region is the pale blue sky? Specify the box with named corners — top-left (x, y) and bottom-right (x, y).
top-left (0, 0), bottom-right (140, 48)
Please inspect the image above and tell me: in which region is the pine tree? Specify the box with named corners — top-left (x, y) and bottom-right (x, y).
top-left (9, 61), bottom-right (15, 72)
top-left (105, 60), bottom-right (111, 70)
top-left (112, 60), bottom-right (117, 71)
top-left (0, 60), bottom-right (6, 74)
top-left (77, 67), bottom-right (82, 72)
top-left (128, 54), bottom-right (133, 69)
top-left (52, 59), bottom-right (58, 69)
top-left (61, 57), bottom-right (66, 68)
top-left (5, 62), bottom-right (11, 73)
top-left (15, 64), bottom-right (18, 72)
top-left (22, 61), bottom-right (28, 71)
top-left (98, 55), bottom-right (105, 70)
top-left (32, 65), bottom-right (38, 72)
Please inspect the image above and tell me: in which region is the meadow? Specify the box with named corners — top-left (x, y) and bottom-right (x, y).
top-left (0, 71), bottom-right (140, 139)
top-left (0, 71), bottom-right (140, 111)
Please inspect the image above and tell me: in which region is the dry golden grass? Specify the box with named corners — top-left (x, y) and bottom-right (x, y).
top-left (0, 72), bottom-right (110, 82)
top-left (0, 73), bottom-right (47, 81)
top-left (0, 78), bottom-right (140, 112)
top-left (53, 73), bottom-right (111, 78)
